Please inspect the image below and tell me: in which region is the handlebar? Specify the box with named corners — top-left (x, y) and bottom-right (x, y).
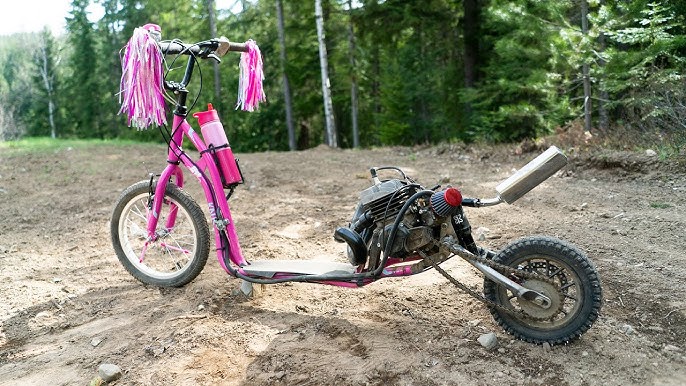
top-left (158, 36), bottom-right (251, 113)
top-left (121, 24), bottom-right (264, 122)
top-left (159, 37), bottom-right (248, 60)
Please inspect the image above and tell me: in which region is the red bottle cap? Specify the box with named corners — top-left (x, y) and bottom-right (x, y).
top-left (192, 103), bottom-right (219, 126)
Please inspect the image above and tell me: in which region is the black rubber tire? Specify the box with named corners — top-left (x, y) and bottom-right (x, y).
top-left (111, 180), bottom-right (210, 287)
top-left (483, 236), bottom-right (602, 344)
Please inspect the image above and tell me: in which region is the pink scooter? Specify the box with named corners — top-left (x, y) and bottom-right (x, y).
top-left (111, 25), bottom-right (602, 345)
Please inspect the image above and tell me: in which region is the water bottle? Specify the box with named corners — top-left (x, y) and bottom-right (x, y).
top-left (193, 104), bottom-right (242, 186)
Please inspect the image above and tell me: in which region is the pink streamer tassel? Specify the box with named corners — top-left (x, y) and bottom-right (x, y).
top-left (119, 26), bottom-right (166, 129)
top-left (236, 40), bottom-right (266, 112)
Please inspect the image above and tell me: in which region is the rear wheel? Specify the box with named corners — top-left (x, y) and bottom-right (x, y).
top-left (483, 236), bottom-right (602, 344)
top-left (111, 180), bottom-right (210, 287)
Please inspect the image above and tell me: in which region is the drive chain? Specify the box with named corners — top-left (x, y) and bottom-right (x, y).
top-left (428, 238), bottom-right (565, 322)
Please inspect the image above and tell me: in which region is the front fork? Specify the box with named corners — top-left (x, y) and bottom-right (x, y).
top-left (146, 165), bottom-right (184, 239)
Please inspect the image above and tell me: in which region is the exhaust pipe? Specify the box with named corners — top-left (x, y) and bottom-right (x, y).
top-left (495, 146), bottom-right (568, 204)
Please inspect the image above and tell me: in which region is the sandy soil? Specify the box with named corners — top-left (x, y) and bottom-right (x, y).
top-left (0, 141), bottom-right (685, 385)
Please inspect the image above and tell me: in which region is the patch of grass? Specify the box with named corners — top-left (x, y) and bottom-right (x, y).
top-left (0, 137), bottom-right (144, 154)
top-left (650, 202), bottom-right (671, 209)
top-left (654, 142), bottom-right (685, 161)
top-left (595, 124), bottom-right (685, 160)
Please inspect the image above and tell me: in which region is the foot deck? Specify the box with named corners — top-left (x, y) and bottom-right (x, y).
top-left (241, 260), bottom-right (356, 278)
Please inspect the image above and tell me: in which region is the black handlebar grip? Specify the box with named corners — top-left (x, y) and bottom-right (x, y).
top-left (158, 41), bottom-right (200, 55)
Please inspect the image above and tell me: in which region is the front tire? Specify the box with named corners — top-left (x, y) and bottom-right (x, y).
top-left (111, 180), bottom-right (210, 287)
top-left (483, 236), bottom-right (602, 344)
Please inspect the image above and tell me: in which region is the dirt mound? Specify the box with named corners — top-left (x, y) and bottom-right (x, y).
top-left (1, 143), bottom-right (685, 385)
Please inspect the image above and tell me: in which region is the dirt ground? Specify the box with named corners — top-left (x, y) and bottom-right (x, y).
top-left (0, 140), bottom-right (685, 385)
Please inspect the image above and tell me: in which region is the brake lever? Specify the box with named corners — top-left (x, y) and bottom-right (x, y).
top-left (207, 53), bottom-right (221, 63)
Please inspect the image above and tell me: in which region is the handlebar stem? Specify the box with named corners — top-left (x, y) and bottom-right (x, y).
top-left (181, 55), bottom-right (197, 88)
top-left (167, 55), bottom-right (197, 116)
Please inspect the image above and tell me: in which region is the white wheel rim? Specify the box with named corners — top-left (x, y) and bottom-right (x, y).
top-left (117, 192), bottom-right (198, 281)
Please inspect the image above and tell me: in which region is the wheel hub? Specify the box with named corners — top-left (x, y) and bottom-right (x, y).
top-left (519, 279), bottom-right (562, 320)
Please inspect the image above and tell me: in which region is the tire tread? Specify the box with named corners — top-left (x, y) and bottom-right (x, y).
top-left (483, 236), bottom-right (602, 344)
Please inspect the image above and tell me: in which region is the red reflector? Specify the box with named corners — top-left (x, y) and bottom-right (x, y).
top-left (444, 187), bottom-right (462, 207)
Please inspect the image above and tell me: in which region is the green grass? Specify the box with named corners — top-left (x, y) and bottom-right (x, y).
top-left (0, 137), bottom-right (146, 154)
top-left (650, 202), bottom-right (671, 209)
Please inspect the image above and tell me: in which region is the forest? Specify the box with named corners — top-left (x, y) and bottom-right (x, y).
top-left (0, 0), bottom-right (685, 154)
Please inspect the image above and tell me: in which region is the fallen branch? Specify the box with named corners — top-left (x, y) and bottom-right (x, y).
top-left (663, 309), bottom-right (677, 320)
top-left (164, 314), bottom-right (208, 323)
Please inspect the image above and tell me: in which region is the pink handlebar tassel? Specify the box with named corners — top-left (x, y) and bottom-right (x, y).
top-left (119, 25), bottom-right (166, 129)
top-left (236, 40), bottom-right (266, 112)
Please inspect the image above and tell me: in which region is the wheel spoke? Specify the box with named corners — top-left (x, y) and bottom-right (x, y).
top-left (564, 293), bottom-right (577, 301)
top-left (548, 267), bottom-right (563, 278)
top-left (159, 242), bottom-right (192, 255)
top-left (560, 282), bottom-right (575, 291)
top-left (133, 201), bottom-right (148, 217)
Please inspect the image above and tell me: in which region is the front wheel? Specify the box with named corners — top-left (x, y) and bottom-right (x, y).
top-left (111, 180), bottom-right (210, 287)
top-left (483, 236), bottom-right (602, 344)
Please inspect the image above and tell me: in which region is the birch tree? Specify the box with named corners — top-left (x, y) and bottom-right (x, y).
top-left (35, 28), bottom-right (60, 139)
top-left (315, 0), bottom-right (337, 148)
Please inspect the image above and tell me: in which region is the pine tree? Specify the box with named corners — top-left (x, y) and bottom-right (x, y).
top-left (467, 0), bottom-right (576, 142)
top-left (599, 1), bottom-right (686, 136)
top-left (65, 0), bottom-right (100, 137)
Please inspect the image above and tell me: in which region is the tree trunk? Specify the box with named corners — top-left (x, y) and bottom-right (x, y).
top-left (48, 100), bottom-right (56, 139)
top-left (207, 0), bottom-right (221, 101)
top-left (462, 0), bottom-right (480, 124)
top-left (315, 0), bottom-right (337, 148)
top-left (371, 41), bottom-right (380, 123)
top-left (276, 0), bottom-right (296, 151)
top-left (347, 0), bottom-right (359, 148)
top-left (462, 0), bottom-right (480, 89)
top-left (38, 41), bottom-right (56, 139)
top-left (581, 0), bottom-right (592, 133)
top-left (597, 0), bottom-right (609, 133)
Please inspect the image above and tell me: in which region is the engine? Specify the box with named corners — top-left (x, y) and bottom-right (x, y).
top-left (335, 168), bottom-right (463, 269)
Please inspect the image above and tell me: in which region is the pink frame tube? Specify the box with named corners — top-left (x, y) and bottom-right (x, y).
top-left (146, 115), bottom-right (247, 273)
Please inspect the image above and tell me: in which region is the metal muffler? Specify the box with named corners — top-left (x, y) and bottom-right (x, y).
top-left (496, 146), bottom-right (568, 204)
